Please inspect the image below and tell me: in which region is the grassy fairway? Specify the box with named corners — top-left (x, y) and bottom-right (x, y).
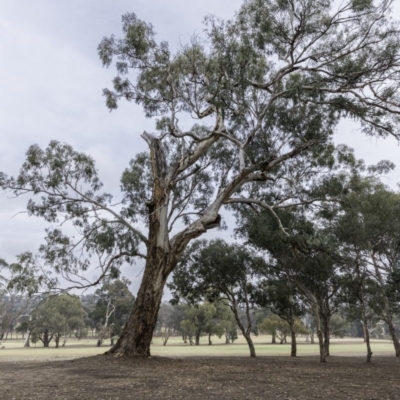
top-left (0, 335), bottom-right (396, 361)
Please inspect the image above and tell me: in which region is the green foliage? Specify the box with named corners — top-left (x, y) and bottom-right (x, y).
top-left (30, 294), bottom-right (86, 347)
top-left (89, 278), bottom-right (135, 335)
top-left (259, 315), bottom-right (308, 341)
top-left (179, 302), bottom-right (224, 345)
top-left (170, 239), bottom-right (265, 305)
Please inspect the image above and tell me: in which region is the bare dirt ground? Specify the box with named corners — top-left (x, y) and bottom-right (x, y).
top-left (0, 355), bottom-right (399, 399)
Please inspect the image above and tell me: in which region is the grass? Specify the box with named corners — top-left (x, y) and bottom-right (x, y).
top-left (0, 335), bottom-right (396, 362)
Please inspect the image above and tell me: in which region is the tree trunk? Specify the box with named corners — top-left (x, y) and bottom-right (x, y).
top-left (225, 330), bottom-right (230, 344)
top-left (316, 326), bottom-right (326, 363)
top-left (106, 132), bottom-right (218, 357)
top-left (290, 320), bottom-right (297, 357)
top-left (195, 331), bottom-right (201, 346)
top-left (55, 335), bottom-right (60, 348)
top-left (107, 251), bottom-right (170, 357)
top-left (244, 334), bottom-right (256, 357)
top-left (372, 253), bottom-right (400, 357)
top-left (271, 331), bottom-right (276, 344)
top-left (311, 303), bottom-right (326, 362)
top-left (295, 281), bottom-right (326, 362)
top-left (208, 333), bottom-right (212, 345)
top-left (386, 316), bottom-right (400, 357)
top-left (43, 329), bottom-right (50, 348)
top-left (24, 330), bottom-right (31, 347)
top-left (322, 316), bottom-right (330, 357)
top-left (362, 318), bottom-right (373, 362)
top-left (231, 300), bottom-right (256, 357)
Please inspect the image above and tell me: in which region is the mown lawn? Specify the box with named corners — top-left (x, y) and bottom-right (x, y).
top-left (0, 335), bottom-right (396, 361)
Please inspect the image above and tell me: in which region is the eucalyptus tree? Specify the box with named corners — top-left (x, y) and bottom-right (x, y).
top-left (0, 259), bottom-right (38, 340)
top-left (30, 294), bottom-right (86, 348)
top-left (179, 302), bottom-right (223, 346)
top-left (1, 0), bottom-right (400, 357)
top-left (252, 275), bottom-right (307, 356)
top-left (259, 314), bottom-right (308, 347)
top-left (90, 278), bottom-right (135, 345)
top-left (170, 239), bottom-right (265, 357)
top-left (236, 203), bottom-right (348, 362)
top-left (155, 302), bottom-right (175, 345)
top-left (340, 267), bottom-right (380, 362)
top-left (330, 181), bottom-right (400, 357)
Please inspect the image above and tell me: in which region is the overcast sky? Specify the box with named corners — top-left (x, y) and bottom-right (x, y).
top-left (1, 0), bottom-right (400, 296)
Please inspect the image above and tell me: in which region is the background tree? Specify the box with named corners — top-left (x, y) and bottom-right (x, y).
top-left (327, 179), bottom-right (400, 357)
top-left (170, 239), bottom-right (265, 356)
top-left (259, 315), bottom-right (308, 346)
top-left (253, 275), bottom-right (307, 356)
top-left (179, 302), bottom-right (223, 346)
top-left (90, 278), bottom-right (135, 346)
top-left (2, 0), bottom-right (400, 357)
top-left (155, 302), bottom-right (175, 346)
top-left (30, 294), bottom-right (86, 348)
top-left (0, 259), bottom-right (38, 341)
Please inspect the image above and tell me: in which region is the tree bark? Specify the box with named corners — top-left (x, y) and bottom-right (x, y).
top-left (290, 319), bottom-right (297, 357)
top-left (231, 299), bottom-right (256, 357)
top-left (106, 251), bottom-right (170, 357)
top-left (362, 319), bottom-right (373, 362)
top-left (316, 326), bottom-right (326, 363)
top-left (43, 329), bottom-right (50, 348)
top-left (386, 316), bottom-right (400, 357)
top-left (271, 331), bottom-right (276, 344)
top-left (311, 302), bottom-right (326, 362)
top-left (24, 330), bottom-right (31, 347)
top-left (244, 334), bottom-right (256, 357)
top-left (195, 330), bottom-right (201, 346)
top-left (322, 315), bottom-right (330, 357)
top-left (225, 329), bottom-right (230, 344)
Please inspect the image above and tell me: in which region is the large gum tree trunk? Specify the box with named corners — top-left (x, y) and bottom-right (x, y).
top-left (108, 132), bottom-right (173, 357)
top-left (107, 132), bottom-right (219, 357)
top-left (107, 247), bottom-right (171, 357)
top-left (107, 133), bottom-right (200, 357)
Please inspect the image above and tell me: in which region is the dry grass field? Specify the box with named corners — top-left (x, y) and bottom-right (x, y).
top-left (1, 336), bottom-right (399, 399)
top-left (0, 335), bottom-right (397, 361)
